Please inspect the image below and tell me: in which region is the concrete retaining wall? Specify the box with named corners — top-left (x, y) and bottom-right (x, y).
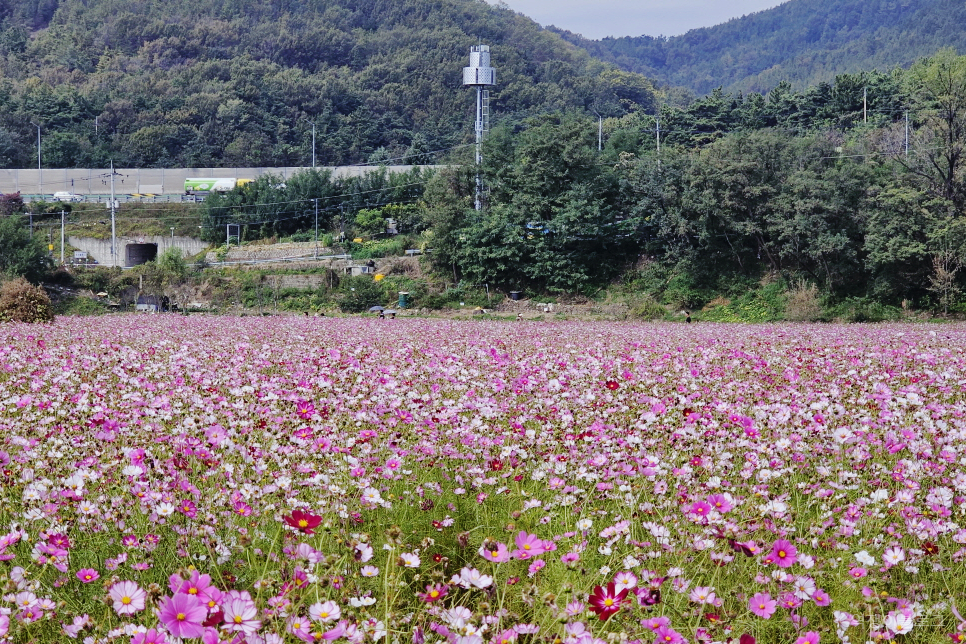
top-left (69, 235), bottom-right (209, 268)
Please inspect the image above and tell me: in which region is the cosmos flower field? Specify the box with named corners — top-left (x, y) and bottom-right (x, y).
top-left (2, 317), bottom-right (966, 644)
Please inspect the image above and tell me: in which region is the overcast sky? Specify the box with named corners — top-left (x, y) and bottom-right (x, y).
top-left (493, 0), bottom-right (788, 39)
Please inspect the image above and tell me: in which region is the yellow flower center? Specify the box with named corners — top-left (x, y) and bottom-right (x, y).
top-left (299, 519), bottom-right (309, 528)
top-left (188, 588), bottom-right (198, 594)
top-left (177, 612), bottom-right (186, 621)
top-left (430, 591), bottom-right (440, 598)
top-left (234, 615), bottom-right (243, 624)
top-left (122, 596), bottom-right (131, 605)
top-left (491, 550), bottom-right (499, 557)
top-left (319, 612), bottom-right (328, 618)
top-left (523, 544), bottom-right (531, 550)
top-left (778, 550), bottom-right (786, 558)
top-left (603, 599), bottom-right (613, 607)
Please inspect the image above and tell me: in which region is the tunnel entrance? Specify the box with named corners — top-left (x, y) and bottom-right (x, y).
top-left (125, 243), bottom-right (158, 267)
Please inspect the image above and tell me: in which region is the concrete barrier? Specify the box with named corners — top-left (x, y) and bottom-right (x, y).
top-left (0, 166), bottom-right (441, 197)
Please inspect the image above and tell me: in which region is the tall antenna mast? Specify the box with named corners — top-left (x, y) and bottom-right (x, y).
top-left (463, 44), bottom-right (496, 211)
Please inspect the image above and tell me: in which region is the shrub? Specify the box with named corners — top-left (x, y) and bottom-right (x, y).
top-left (785, 280), bottom-right (823, 322)
top-left (0, 277), bottom-right (55, 323)
top-left (629, 295), bottom-right (666, 320)
top-left (825, 297), bottom-right (902, 323)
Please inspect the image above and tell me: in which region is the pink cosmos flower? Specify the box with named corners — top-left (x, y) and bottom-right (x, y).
top-left (642, 616), bottom-right (671, 632)
top-left (527, 559), bottom-right (546, 577)
top-left (76, 568), bottom-right (100, 583)
top-left (287, 615), bottom-right (311, 641)
top-left (769, 539), bottom-right (798, 568)
top-left (653, 625), bottom-right (686, 644)
top-left (170, 570), bottom-right (215, 602)
top-left (158, 593), bottom-right (206, 639)
top-left (612, 571), bottom-right (638, 592)
top-left (689, 586), bottom-right (716, 605)
top-left (780, 592), bottom-right (803, 610)
top-left (708, 493), bottom-right (733, 513)
top-left (560, 551), bottom-right (580, 566)
top-left (564, 600), bottom-right (585, 617)
top-left (222, 595), bottom-right (261, 634)
top-left (748, 592), bottom-right (777, 619)
top-left (795, 632), bottom-right (820, 644)
top-left (480, 541), bottom-right (511, 563)
top-left (309, 600), bottom-right (341, 623)
top-left (131, 628), bottom-right (167, 644)
top-left (513, 531), bottom-right (546, 559)
top-left (109, 581), bottom-right (147, 616)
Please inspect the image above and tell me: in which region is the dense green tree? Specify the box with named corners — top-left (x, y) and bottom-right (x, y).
top-left (0, 215), bottom-right (53, 283)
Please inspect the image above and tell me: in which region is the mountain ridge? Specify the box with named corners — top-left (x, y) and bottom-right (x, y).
top-left (560, 0), bottom-right (966, 96)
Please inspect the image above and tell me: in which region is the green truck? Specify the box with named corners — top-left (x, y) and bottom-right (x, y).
top-left (184, 178), bottom-right (253, 195)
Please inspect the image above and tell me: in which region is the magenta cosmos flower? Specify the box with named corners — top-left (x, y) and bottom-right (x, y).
top-left (768, 539), bottom-right (798, 568)
top-left (283, 509), bottom-right (323, 535)
top-left (76, 568), bottom-right (100, 583)
top-left (158, 593), bottom-right (206, 639)
top-left (109, 581), bottom-right (146, 616)
top-left (588, 582), bottom-right (629, 621)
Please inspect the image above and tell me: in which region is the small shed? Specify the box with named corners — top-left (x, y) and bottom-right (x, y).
top-left (136, 295), bottom-right (160, 313)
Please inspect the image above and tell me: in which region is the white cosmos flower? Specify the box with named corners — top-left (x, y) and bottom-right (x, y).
top-left (884, 611), bottom-right (914, 636)
top-left (451, 567), bottom-right (492, 589)
top-left (399, 552), bottom-right (420, 568)
top-left (855, 550), bottom-right (876, 566)
top-left (883, 547), bottom-right (905, 566)
top-left (348, 596), bottom-right (376, 607)
top-left (154, 503), bottom-right (175, 517)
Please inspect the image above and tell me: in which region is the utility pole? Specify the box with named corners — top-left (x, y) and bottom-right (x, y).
top-left (656, 116), bottom-right (661, 158)
top-left (60, 210), bottom-right (65, 265)
top-left (314, 198), bottom-right (319, 259)
top-left (863, 87), bottom-right (867, 124)
top-left (312, 122), bottom-right (317, 168)
top-left (110, 161), bottom-right (117, 267)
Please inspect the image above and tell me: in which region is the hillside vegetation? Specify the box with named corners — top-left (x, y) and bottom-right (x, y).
top-left (175, 50), bottom-right (966, 317)
top-left (0, 0), bottom-right (656, 168)
top-left (565, 0), bottom-right (966, 95)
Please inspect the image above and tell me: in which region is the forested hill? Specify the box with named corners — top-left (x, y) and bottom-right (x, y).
top-left (562, 0), bottom-right (966, 96)
top-left (0, 0), bottom-right (656, 169)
